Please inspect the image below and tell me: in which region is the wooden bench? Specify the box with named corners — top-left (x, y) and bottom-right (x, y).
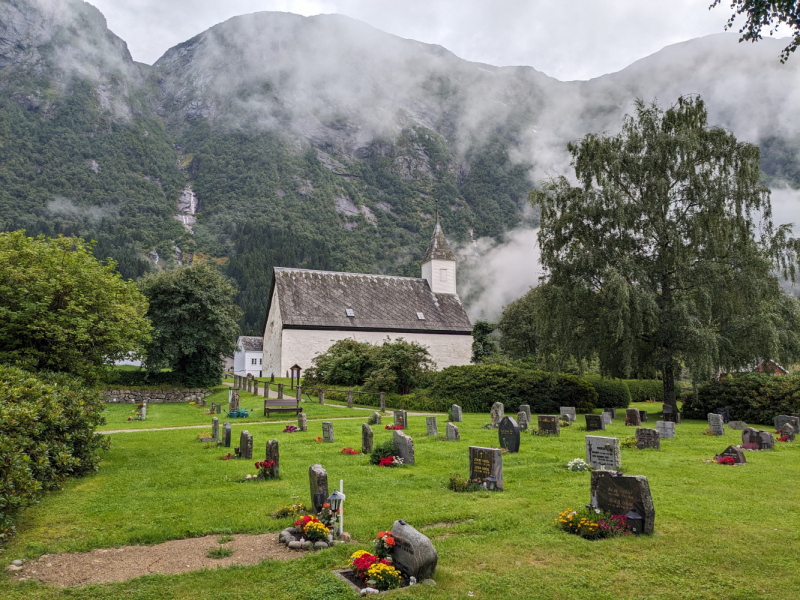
top-left (264, 398), bottom-right (301, 417)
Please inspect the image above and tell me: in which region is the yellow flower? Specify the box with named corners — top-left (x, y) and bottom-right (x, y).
top-left (350, 550), bottom-right (370, 561)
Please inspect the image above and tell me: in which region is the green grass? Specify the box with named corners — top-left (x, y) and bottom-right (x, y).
top-left (2, 405), bottom-right (798, 599)
top-left (207, 546), bottom-right (233, 559)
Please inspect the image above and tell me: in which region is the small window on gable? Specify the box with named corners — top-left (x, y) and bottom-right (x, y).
top-left (346, 308), bottom-right (355, 317)
top-left (417, 312), bottom-right (425, 320)
top-left (440, 268), bottom-right (447, 282)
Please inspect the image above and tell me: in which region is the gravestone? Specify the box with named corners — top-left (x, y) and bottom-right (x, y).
top-left (707, 413), bottom-right (725, 436)
top-left (662, 404), bottom-right (681, 423)
top-left (585, 436), bottom-right (621, 469)
top-left (308, 464), bottom-right (329, 515)
top-left (601, 411), bottom-right (612, 425)
top-left (211, 402), bottom-right (216, 413)
top-left (780, 423), bottom-right (796, 441)
top-left (380, 392), bottom-right (385, 412)
top-left (266, 439), bottom-right (279, 477)
top-left (639, 410), bottom-right (648, 422)
top-left (426, 416), bottom-right (438, 436)
top-left (394, 410), bottom-right (408, 429)
top-left (656, 421), bottom-right (675, 439)
top-left (469, 446), bottom-right (503, 490)
top-left (298, 412), bottom-right (307, 432)
top-left (590, 471), bottom-right (655, 534)
top-left (451, 404), bottom-right (463, 422)
top-left (498, 416), bottom-right (520, 453)
top-left (626, 408), bottom-right (642, 426)
top-left (774, 415), bottom-right (800, 434)
top-left (393, 430), bottom-right (415, 465)
top-left (604, 408), bottom-right (617, 420)
top-left (277, 384), bottom-right (284, 399)
top-left (362, 423), bottom-right (374, 454)
top-left (742, 427), bottom-right (775, 450)
top-left (728, 420), bottom-right (748, 430)
top-left (538, 415), bottom-right (560, 435)
top-left (635, 428), bottom-right (661, 450)
top-left (347, 390), bottom-right (353, 408)
top-left (390, 519), bottom-right (438, 580)
top-left (229, 389), bottom-right (240, 412)
top-left (223, 422), bottom-right (231, 448)
top-left (517, 411), bottom-right (529, 431)
top-left (490, 402), bottom-right (505, 427)
top-left (371, 412), bottom-right (382, 425)
top-left (519, 404), bottom-right (532, 423)
top-left (716, 444), bottom-right (746, 464)
top-left (560, 407), bottom-right (577, 422)
top-left (240, 430), bottom-right (253, 459)
top-left (322, 421), bottom-right (334, 443)
top-left (212, 417), bottom-right (219, 442)
top-left (140, 403), bottom-right (147, 420)
top-left (585, 414), bottom-right (605, 432)
top-left (715, 407), bottom-right (731, 424)
top-left (446, 422), bottom-right (460, 441)
top-left (216, 404), bottom-right (221, 415)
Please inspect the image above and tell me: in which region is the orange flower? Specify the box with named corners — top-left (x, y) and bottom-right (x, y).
top-left (377, 531), bottom-right (386, 538)
top-left (386, 536), bottom-right (395, 546)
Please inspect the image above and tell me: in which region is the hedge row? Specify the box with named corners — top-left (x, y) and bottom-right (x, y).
top-left (106, 370), bottom-right (188, 387)
top-left (582, 375), bottom-right (631, 408)
top-left (682, 374), bottom-right (800, 426)
top-left (624, 379), bottom-right (665, 403)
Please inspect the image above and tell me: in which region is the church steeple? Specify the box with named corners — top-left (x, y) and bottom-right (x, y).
top-left (421, 212), bottom-right (457, 294)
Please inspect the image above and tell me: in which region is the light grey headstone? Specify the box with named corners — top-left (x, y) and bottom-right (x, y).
top-left (309, 464), bottom-right (328, 515)
top-left (585, 435), bottom-right (621, 469)
top-left (635, 428), bottom-right (661, 450)
top-left (266, 439), bottom-right (279, 477)
top-left (560, 407), bottom-right (577, 422)
top-left (774, 415), bottom-right (800, 434)
top-left (446, 422), bottom-right (460, 441)
top-left (490, 402), bottom-right (504, 427)
top-left (728, 420), bottom-right (747, 430)
top-left (519, 404), bottom-right (532, 422)
top-left (451, 404), bottom-right (463, 422)
top-left (322, 421), bottom-right (334, 443)
top-left (140, 403), bottom-right (146, 420)
top-left (362, 423), bottom-right (374, 454)
top-left (469, 446), bottom-right (503, 490)
top-left (393, 430), bottom-right (415, 465)
top-left (601, 411), bottom-right (612, 425)
top-left (779, 423), bottom-right (796, 441)
top-left (707, 413), bottom-right (725, 436)
top-left (517, 411), bottom-right (529, 431)
top-left (212, 417), bottom-right (219, 442)
top-left (390, 520), bottom-right (438, 580)
top-left (298, 412), bottom-right (307, 432)
top-left (426, 416), bottom-right (438, 436)
top-left (393, 410), bottom-right (408, 429)
top-left (372, 412), bottom-right (382, 424)
top-left (538, 415), bottom-right (560, 434)
top-left (656, 420), bottom-right (675, 439)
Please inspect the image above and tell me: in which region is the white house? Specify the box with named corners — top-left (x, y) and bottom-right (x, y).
top-left (262, 215), bottom-right (473, 376)
top-left (233, 336), bottom-right (263, 376)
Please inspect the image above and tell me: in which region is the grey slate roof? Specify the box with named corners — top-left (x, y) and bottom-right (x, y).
top-left (270, 268), bottom-right (472, 333)
top-left (239, 336), bottom-right (263, 351)
top-left (421, 214), bottom-right (456, 263)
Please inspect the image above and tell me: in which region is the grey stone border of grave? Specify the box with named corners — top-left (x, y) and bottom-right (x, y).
top-left (278, 526), bottom-right (334, 551)
top-left (331, 569), bottom-right (410, 595)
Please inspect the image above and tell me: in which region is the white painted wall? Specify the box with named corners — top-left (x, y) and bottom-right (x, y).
top-left (262, 289), bottom-right (283, 378)
top-left (421, 259), bottom-right (456, 294)
top-left (233, 347), bottom-right (262, 376)
top-left (280, 329), bottom-right (472, 374)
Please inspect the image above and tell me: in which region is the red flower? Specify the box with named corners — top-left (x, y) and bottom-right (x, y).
top-left (379, 457), bottom-right (394, 467)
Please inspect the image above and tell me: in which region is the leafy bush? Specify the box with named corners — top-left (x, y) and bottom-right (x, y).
top-left (105, 369), bottom-right (189, 388)
top-left (582, 375), bottom-right (631, 408)
top-left (431, 365), bottom-right (597, 414)
top-left (369, 439), bottom-right (397, 465)
top-left (624, 379), bottom-right (665, 403)
top-left (682, 374), bottom-right (800, 426)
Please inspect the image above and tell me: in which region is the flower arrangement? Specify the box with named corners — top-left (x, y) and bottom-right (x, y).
top-left (220, 453), bottom-right (233, 460)
top-left (350, 551), bottom-right (401, 590)
top-left (447, 473), bottom-right (484, 492)
top-left (778, 436), bottom-right (789, 442)
top-left (274, 503), bottom-right (307, 518)
top-left (189, 402), bottom-right (196, 406)
top-left (294, 515), bottom-right (317, 532)
top-left (373, 530), bottom-right (396, 558)
top-left (378, 456), bottom-right (403, 467)
top-left (304, 520), bottom-right (330, 542)
top-left (385, 424), bottom-right (403, 430)
top-left (554, 507), bottom-right (631, 540)
top-left (314, 436), bottom-right (323, 442)
top-left (255, 459), bottom-right (276, 479)
top-left (340, 447), bottom-right (358, 455)
top-left (566, 458), bottom-right (591, 472)
top-left (716, 456), bottom-right (736, 465)
top-left (283, 425), bottom-right (298, 433)
top-left (318, 502), bottom-right (336, 528)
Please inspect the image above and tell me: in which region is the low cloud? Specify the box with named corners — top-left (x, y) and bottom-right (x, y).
top-left (47, 198), bottom-right (116, 221)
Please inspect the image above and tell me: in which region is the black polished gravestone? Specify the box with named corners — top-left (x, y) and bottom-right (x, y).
top-left (469, 446), bottom-right (503, 491)
top-left (715, 407), bottom-right (732, 424)
top-left (538, 415), bottom-right (561, 435)
top-left (716, 445), bottom-right (746, 464)
top-left (223, 422), bottom-right (232, 448)
top-left (662, 404), bottom-right (681, 423)
top-left (585, 414), bottom-right (605, 432)
top-left (590, 471), bottom-right (655, 534)
top-left (498, 416), bottom-right (520, 453)
top-left (639, 410), bottom-right (648, 422)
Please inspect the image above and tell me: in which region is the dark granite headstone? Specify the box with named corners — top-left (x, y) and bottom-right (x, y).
top-left (223, 422), bottom-right (231, 448)
top-left (716, 445), bottom-right (746, 464)
top-left (742, 427), bottom-right (774, 450)
top-left (626, 408), bottom-right (642, 426)
top-left (590, 471), bottom-right (655, 534)
top-left (390, 520), bottom-right (438, 580)
top-left (774, 415), bottom-right (800, 434)
top-left (715, 407), bottom-right (731, 424)
top-left (639, 410), bottom-right (648, 422)
top-left (469, 446), bottom-right (503, 490)
top-left (266, 439), bottom-right (279, 477)
top-left (498, 416), bottom-right (520, 453)
top-left (604, 408), bottom-right (617, 420)
top-left (585, 414), bottom-right (605, 431)
top-left (538, 415), bottom-right (560, 435)
top-left (780, 423), bottom-right (796, 441)
top-left (362, 423), bottom-right (374, 454)
top-left (635, 428), bottom-right (661, 450)
top-left (308, 464), bottom-right (328, 515)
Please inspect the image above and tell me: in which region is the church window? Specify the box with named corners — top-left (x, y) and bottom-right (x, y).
top-left (440, 269), bottom-right (447, 282)
top-left (251, 358), bottom-right (257, 365)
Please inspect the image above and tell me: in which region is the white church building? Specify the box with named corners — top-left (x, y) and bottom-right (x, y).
top-left (261, 216), bottom-right (473, 376)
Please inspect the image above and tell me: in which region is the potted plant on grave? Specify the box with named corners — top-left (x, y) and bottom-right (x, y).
top-left (373, 530), bottom-right (396, 560)
top-left (349, 550), bottom-right (402, 591)
top-left (255, 459), bottom-right (276, 479)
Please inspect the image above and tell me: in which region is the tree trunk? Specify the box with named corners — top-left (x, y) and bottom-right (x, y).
top-left (663, 360), bottom-right (678, 412)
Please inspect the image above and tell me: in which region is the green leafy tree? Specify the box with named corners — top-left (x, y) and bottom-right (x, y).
top-left (471, 321), bottom-right (498, 363)
top-left (0, 231), bottom-right (151, 380)
top-left (711, 0), bottom-right (800, 62)
top-left (139, 263), bottom-right (241, 388)
top-left (532, 96), bottom-right (800, 410)
top-left (497, 289), bottom-right (539, 359)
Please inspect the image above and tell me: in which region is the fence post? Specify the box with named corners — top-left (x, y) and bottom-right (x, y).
top-left (296, 385), bottom-right (302, 403)
top-left (347, 390), bottom-right (353, 409)
top-left (278, 384), bottom-right (284, 399)
top-left (319, 389), bottom-right (325, 405)
top-left (380, 392), bottom-right (386, 412)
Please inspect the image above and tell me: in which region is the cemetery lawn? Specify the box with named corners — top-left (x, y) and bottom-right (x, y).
top-left (2, 407), bottom-right (799, 599)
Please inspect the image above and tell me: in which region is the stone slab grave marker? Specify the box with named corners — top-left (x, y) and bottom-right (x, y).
top-left (604, 408), bottom-right (617, 420)
top-left (212, 417), bottom-right (219, 442)
top-left (626, 408), bottom-right (641, 426)
top-left (298, 412), bottom-right (307, 432)
top-left (780, 423), bottom-right (796, 441)
top-left (224, 422), bottom-right (231, 448)
top-left (635, 428), bottom-right (661, 450)
top-left (585, 414), bottom-right (605, 432)
top-left (393, 430), bottom-right (415, 465)
top-left (520, 404), bottom-right (532, 423)
top-left (266, 439), bottom-right (279, 477)
top-left (426, 416), bottom-right (438, 436)
top-left (585, 436), bottom-right (621, 469)
top-left (216, 404), bottom-right (221, 415)
top-left (590, 471), bottom-right (655, 534)
top-left (517, 411), bottom-right (529, 431)
top-left (362, 423), bottom-right (373, 454)
top-left (322, 421), bottom-right (334, 443)
top-left (774, 415), bottom-right (800, 434)
top-left (469, 446), bottom-right (503, 490)
top-left (662, 404), bottom-right (681, 423)
top-left (498, 416), bottom-right (520, 453)
top-left (446, 422), bottom-right (460, 441)
top-left (140, 403), bottom-right (147, 420)
top-left (742, 427), bottom-right (774, 450)
top-left (716, 444), bottom-right (746, 464)
top-left (239, 430), bottom-right (253, 459)
top-left (451, 404), bottom-right (463, 422)
top-left (309, 464), bottom-right (329, 515)
top-left (602, 411), bottom-right (612, 425)
top-left (538, 415), bottom-right (560, 435)
top-left (656, 421), bottom-right (675, 439)
top-left (390, 519), bottom-right (438, 580)
top-left (715, 407), bottom-right (731, 424)
top-left (707, 413), bottom-right (725, 436)
top-left (639, 410), bottom-right (648, 422)
top-left (728, 420), bottom-right (747, 430)
top-left (490, 402), bottom-right (505, 427)
top-left (371, 412), bottom-right (382, 425)
top-left (560, 407), bottom-right (577, 423)
top-left (394, 410), bottom-right (408, 429)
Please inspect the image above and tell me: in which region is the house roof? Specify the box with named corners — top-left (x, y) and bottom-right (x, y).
top-left (421, 213), bottom-right (455, 263)
top-left (268, 267), bottom-right (472, 334)
top-left (238, 336), bottom-right (263, 352)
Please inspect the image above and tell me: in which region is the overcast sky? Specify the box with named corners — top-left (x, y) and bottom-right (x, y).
top-left (88, 0), bottom-right (791, 80)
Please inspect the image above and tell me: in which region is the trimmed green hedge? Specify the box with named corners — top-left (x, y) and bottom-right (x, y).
top-left (582, 375), bottom-right (631, 409)
top-left (682, 374), bottom-right (800, 426)
top-left (624, 379), bottom-right (665, 403)
top-left (107, 370), bottom-right (188, 387)
top-left (431, 365), bottom-right (597, 414)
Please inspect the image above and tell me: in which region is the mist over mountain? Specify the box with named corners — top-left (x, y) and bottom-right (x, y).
top-left (1, 0), bottom-right (798, 329)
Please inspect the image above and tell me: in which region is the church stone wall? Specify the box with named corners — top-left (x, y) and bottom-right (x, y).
top-left (262, 289), bottom-right (283, 378)
top-left (280, 329), bottom-right (472, 374)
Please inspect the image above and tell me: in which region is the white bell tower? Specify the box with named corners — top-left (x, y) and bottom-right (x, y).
top-left (421, 212), bottom-right (457, 294)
